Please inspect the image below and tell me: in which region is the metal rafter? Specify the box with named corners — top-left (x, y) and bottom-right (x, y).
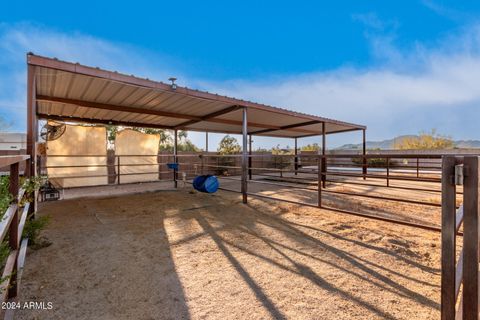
top-left (174, 105), bottom-right (241, 128)
top-left (250, 120), bottom-right (321, 135)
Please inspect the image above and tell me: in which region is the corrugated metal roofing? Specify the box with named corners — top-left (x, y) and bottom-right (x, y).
top-left (29, 54), bottom-right (365, 138)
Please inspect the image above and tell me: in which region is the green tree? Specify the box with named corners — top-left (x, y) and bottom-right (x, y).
top-left (301, 143), bottom-right (320, 152)
top-left (394, 129), bottom-right (454, 150)
top-left (271, 144), bottom-right (293, 155)
top-left (106, 125), bottom-right (118, 144)
top-left (106, 125), bottom-right (199, 151)
top-left (271, 144), bottom-right (292, 169)
top-left (216, 135), bottom-right (241, 176)
top-left (217, 135), bottom-right (241, 155)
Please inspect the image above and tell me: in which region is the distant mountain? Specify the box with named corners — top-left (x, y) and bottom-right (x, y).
top-left (454, 140), bottom-right (480, 148)
top-left (336, 135), bottom-right (480, 150)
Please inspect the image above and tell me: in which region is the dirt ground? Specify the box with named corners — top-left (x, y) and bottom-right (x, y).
top-left (17, 188), bottom-right (441, 320)
top-left (219, 173), bottom-right (447, 228)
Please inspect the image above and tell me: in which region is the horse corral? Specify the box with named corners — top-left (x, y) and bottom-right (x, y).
top-left (18, 189), bottom-right (441, 320)
top-left (1, 54), bottom-right (475, 319)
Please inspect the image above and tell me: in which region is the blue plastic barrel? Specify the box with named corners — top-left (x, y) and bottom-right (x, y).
top-left (193, 175), bottom-right (219, 193)
top-left (167, 163), bottom-right (179, 170)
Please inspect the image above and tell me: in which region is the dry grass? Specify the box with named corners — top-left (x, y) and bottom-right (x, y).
top-left (17, 188), bottom-right (440, 320)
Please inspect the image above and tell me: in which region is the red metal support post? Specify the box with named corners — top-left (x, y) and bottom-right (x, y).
top-left (205, 131), bottom-right (209, 152)
top-left (248, 135), bottom-right (252, 180)
top-left (174, 129), bottom-right (178, 188)
top-left (26, 62), bottom-right (38, 214)
top-left (294, 137), bottom-right (298, 176)
top-left (322, 122), bottom-right (326, 188)
top-left (241, 108), bottom-right (248, 203)
top-left (362, 129), bottom-right (367, 180)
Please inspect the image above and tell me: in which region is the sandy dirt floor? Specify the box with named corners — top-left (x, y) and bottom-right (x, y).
top-left (218, 173), bottom-right (449, 228)
top-left (16, 186), bottom-right (441, 320)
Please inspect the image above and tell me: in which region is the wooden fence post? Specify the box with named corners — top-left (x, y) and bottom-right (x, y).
top-left (441, 156), bottom-right (457, 320)
top-left (8, 162), bottom-right (19, 298)
top-left (463, 156), bottom-right (480, 320)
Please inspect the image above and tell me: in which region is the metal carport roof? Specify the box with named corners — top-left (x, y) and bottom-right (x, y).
top-left (27, 54), bottom-right (365, 139)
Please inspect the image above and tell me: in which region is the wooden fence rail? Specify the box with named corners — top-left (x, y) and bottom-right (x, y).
top-left (441, 156), bottom-right (480, 320)
top-left (0, 155), bottom-right (32, 319)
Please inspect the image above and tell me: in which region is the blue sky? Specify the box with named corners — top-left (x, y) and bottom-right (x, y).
top-left (1, 1), bottom-right (480, 149)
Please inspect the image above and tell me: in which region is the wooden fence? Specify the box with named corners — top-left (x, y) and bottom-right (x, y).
top-left (441, 156), bottom-right (480, 319)
top-left (0, 155), bottom-right (32, 319)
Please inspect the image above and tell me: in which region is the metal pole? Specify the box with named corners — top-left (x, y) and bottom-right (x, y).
top-left (294, 137), bottom-right (298, 176)
top-left (386, 156), bottom-right (390, 187)
top-left (174, 129), bottom-right (178, 188)
top-left (362, 129), bottom-right (367, 180)
top-left (204, 131), bottom-right (208, 176)
top-left (206, 131), bottom-right (209, 152)
top-left (241, 108), bottom-right (248, 204)
top-left (416, 157), bottom-right (420, 178)
top-left (322, 122), bottom-right (326, 188)
top-left (248, 135), bottom-right (252, 180)
top-left (117, 156), bottom-right (120, 185)
top-left (317, 157), bottom-right (322, 208)
top-left (26, 63), bottom-right (37, 214)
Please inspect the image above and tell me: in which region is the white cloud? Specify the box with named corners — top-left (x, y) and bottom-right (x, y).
top-left (0, 23), bottom-right (185, 132)
top-left (199, 24), bottom-right (480, 146)
top-left (421, 0), bottom-right (473, 22)
top-left (1, 21), bottom-right (480, 149)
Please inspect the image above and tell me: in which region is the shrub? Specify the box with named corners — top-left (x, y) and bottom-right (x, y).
top-left (216, 135), bottom-right (241, 176)
top-left (351, 157), bottom-right (391, 168)
top-left (20, 176), bottom-right (45, 206)
top-left (23, 215), bottom-right (51, 249)
top-left (393, 129), bottom-right (454, 150)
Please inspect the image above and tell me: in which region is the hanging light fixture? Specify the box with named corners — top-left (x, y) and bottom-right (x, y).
top-left (168, 77), bottom-right (177, 90)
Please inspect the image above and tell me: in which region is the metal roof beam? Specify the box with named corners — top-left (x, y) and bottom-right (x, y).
top-left (37, 113), bottom-right (175, 130)
top-left (296, 127), bottom-right (364, 138)
top-left (175, 105), bottom-right (242, 129)
top-left (251, 120), bottom-right (321, 135)
top-left (36, 96), bottom-right (320, 135)
top-left (37, 95), bottom-right (201, 121)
